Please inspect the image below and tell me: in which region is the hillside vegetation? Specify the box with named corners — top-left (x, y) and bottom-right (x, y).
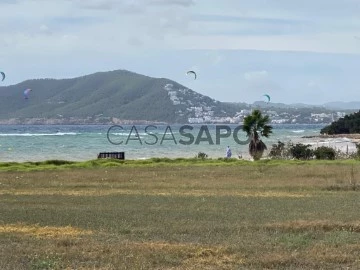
top-left (0, 70), bottom-right (241, 123)
top-left (321, 110), bottom-right (360, 134)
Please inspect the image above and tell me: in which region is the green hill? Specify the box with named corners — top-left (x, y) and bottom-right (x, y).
top-left (320, 110), bottom-right (360, 134)
top-left (0, 70), bottom-right (243, 124)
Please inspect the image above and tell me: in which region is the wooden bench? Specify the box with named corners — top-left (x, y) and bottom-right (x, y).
top-left (97, 152), bottom-right (125, 160)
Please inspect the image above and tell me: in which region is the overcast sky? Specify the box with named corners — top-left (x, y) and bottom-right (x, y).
top-left (1, 0), bottom-right (360, 104)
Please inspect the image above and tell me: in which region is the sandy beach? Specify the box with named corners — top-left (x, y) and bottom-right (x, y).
top-left (299, 134), bottom-right (360, 154)
top-left (302, 134), bottom-right (360, 140)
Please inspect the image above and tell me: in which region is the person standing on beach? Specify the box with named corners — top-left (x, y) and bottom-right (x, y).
top-left (226, 146), bottom-right (232, 158)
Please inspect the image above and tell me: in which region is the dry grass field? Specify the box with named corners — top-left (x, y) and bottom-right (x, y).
top-left (0, 159), bottom-right (360, 269)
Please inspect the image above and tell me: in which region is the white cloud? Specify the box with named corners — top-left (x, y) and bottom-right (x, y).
top-left (1, 0), bottom-right (360, 55)
top-left (244, 70), bottom-right (269, 81)
top-left (206, 52), bottom-right (223, 66)
top-left (150, 0), bottom-right (195, 7)
top-left (1, 0), bottom-right (360, 104)
top-left (39, 25), bottom-right (49, 32)
top-left (307, 81), bottom-right (318, 88)
top-left (70, 0), bottom-right (119, 10)
top-left (164, 33), bottom-right (360, 54)
top-left (39, 24), bottom-right (52, 35)
top-left (69, 0), bottom-right (195, 11)
top-left (127, 36), bottom-right (143, 47)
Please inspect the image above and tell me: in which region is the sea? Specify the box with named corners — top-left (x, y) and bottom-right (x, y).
top-left (0, 124), bottom-right (354, 162)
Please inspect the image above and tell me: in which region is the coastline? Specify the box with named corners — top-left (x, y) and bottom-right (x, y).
top-left (302, 134), bottom-right (360, 140)
top-left (0, 118), bottom-right (169, 125)
top-left (0, 118), bottom-right (335, 125)
top-left (297, 134), bottom-right (359, 154)
top-left (0, 124), bottom-right (357, 162)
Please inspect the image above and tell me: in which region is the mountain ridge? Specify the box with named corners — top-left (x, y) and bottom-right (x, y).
top-left (0, 69), bottom-right (242, 124)
top-left (0, 69), bottom-right (357, 124)
top-left (322, 101), bottom-right (360, 110)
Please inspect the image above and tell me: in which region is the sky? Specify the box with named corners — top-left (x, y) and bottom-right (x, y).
top-left (1, 0), bottom-right (360, 105)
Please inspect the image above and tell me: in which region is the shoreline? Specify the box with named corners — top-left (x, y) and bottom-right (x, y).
top-left (0, 119), bottom-right (332, 125)
top-left (0, 126), bottom-right (357, 162)
top-left (302, 134), bottom-right (360, 139)
top-left (301, 134), bottom-right (360, 143)
top-left (296, 134), bottom-right (359, 155)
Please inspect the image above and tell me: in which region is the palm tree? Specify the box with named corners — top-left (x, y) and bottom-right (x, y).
top-left (243, 109), bottom-right (273, 160)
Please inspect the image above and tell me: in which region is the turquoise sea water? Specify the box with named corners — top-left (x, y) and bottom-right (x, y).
top-left (0, 124), bottom-right (326, 162)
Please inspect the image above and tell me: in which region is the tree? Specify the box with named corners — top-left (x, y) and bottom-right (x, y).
top-left (320, 110), bottom-right (360, 134)
top-left (243, 109), bottom-right (273, 160)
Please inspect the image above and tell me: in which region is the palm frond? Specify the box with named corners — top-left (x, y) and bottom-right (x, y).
top-left (242, 109), bottom-right (273, 160)
top-left (261, 125), bottom-right (273, 138)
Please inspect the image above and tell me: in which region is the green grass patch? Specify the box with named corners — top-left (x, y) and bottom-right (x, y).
top-left (0, 157), bottom-right (359, 172)
top-left (1, 162), bottom-right (360, 268)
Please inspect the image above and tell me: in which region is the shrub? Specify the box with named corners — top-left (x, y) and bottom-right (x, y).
top-left (314, 146), bottom-right (336, 160)
top-left (355, 143), bottom-right (360, 158)
top-left (196, 152), bottom-right (208, 159)
top-left (289, 143), bottom-right (314, 160)
top-left (43, 160), bottom-right (75, 166)
top-left (335, 148), bottom-right (351, 160)
top-left (268, 141), bottom-right (291, 159)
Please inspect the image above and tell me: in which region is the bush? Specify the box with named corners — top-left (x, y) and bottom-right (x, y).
top-left (314, 146), bottom-right (336, 160)
top-left (29, 160), bottom-right (76, 166)
top-left (289, 143), bottom-right (314, 160)
top-left (268, 141), bottom-right (291, 159)
top-left (355, 143), bottom-right (360, 158)
top-left (335, 148), bottom-right (351, 160)
top-left (267, 141), bottom-right (360, 161)
top-left (196, 152), bottom-right (208, 159)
